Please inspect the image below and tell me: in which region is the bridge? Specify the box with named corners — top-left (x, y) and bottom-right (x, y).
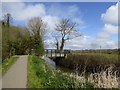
top-left (45, 49), bottom-right (71, 59)
top-left (45, 49), bottom-right (71, 64)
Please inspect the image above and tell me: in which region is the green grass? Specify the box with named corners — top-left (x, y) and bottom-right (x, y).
top-left (1, 55), bottom-right (19, 76)
top-left (28, 55), bottom-right (94, 88)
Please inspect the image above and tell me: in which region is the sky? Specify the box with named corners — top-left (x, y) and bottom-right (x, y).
top-left (1, 2), bottom-right (119, 50)
top-left (1, 0), bottom-right (119, 2)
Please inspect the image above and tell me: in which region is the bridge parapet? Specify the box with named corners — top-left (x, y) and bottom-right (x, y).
top-left (45, 49), bottom-right (71, 58)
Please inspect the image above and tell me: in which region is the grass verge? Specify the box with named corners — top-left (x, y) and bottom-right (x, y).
top-left (1, 55), bottom-right (19, 76)
top-left (27, 55), bottom-right (94, 88)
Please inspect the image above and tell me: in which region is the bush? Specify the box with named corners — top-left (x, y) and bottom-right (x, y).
top-left (2, 26), bottom-right (31, 60)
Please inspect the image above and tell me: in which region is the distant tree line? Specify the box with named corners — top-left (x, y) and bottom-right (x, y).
top-left (72, 49), bottom-right (119, 54)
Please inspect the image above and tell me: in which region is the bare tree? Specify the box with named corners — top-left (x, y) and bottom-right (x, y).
top-left (3, 13), bottom-right (12, 27)
top-left (27, 17), bottom-right (47, 40)
top-left (55, 19), bottom-right (82, 51)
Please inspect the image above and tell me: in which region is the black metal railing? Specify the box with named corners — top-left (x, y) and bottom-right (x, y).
top-left (45, 49), bottom-right (71, 58)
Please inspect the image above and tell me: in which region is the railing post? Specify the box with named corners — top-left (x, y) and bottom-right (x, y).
top-left (51, 49), bottom-right (52, 58)
top-left (55, 50), bottom-right (56, 57)
top-left (64, 50), bottom-right (66, 57)
top-left (46, 50), bottom-right (48, 57)
top-left (60, 51), bottom-right (61, 57)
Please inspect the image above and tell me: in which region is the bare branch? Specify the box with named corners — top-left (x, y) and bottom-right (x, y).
top-left (55, 18), bottom-right (82, 51)
top-left (27, 17), bottom-right (47, 40)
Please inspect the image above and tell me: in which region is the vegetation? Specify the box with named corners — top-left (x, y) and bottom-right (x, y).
top-left (61, 67), bottom-right (120, 88)
top-left (0, 23), bottom-right (2, 62)
top-left (1, 13), bottom-right (119, 89)
top-left (28, 55), bottom-right (94, 88)
top-left (2, 14), bottom-right (45, 61)
top-left (57, 52), bottom-right (120, 88)
top-left (27, 17), bottom-right (46, 56)
top-left (72, 49), bottom-right (119, 54)
top-left (1, 55), bottom-right (19, 76)
top-left (59, 53), bottom-right (119, 73)
top-left (2, 26), bottom-right (30, 60)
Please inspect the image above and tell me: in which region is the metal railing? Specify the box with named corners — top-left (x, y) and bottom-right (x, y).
top-left (45, 49), bottom-right (71, 58)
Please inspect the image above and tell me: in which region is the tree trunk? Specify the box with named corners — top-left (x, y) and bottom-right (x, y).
top-left (55, 38), bottom-right (59, 51)
top-left (56, 41), bottom-right (59, 51)
top-left (60, 38), bottom-right (64, 51)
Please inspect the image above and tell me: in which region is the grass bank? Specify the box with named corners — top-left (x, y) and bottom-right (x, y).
top-left (1, 55), bottom-right (19, 76)
top-left (27, 55), bottom-right (94, 88)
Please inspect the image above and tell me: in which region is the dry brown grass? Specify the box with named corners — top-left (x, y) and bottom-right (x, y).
top-left (62, 66), bottom-right (120, 88)
top-left (87, 67), bottom-right (120, 88)
top-left (61, 53), bottom-right (119, 73)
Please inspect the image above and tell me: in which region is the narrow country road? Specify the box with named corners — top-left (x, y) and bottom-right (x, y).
top-left (2, 55), bottom-right (28, 88)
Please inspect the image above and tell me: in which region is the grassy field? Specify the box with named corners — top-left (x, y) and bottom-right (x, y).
top-left (1, 56), bottom-right (19, 76)
top-left (27, 55), bottom-right (94, 88)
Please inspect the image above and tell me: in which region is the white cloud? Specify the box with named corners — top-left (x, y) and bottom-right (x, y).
top-left (47, 4), bottom-right (84, 27)
top-left (92, 3), bottom-right (119, 49)
top-left (101, 3), bottom-right (118, 25)
top-left (65, 35), bottom-right (92, 50)
top-left (97, 24), bottom-right (118, 40)
top-left (2, 2), bottom-right (84, 30)
top-left (42, 15), bottom-right (59, 32)
top-left (2, 3), bottom-right (46, 21)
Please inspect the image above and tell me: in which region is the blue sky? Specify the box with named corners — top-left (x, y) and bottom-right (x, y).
top-left (1, 2), bottom-right (118, 49)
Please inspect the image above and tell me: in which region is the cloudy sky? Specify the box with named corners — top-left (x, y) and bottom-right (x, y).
top-left (1, 2), bottom-right (119, 50)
